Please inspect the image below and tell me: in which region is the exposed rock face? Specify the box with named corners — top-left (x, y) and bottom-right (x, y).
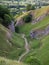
top-left (30, 25), bottom-right (49, 39)
top-left (32, 13), bottom-right (47, 24)
top-left (45, 25), bottom-right (49, 35)
top-left (15, 18), bottom-right (24, 26)
top-left (30, 30), bottom-right (45, 39)
top-left (8, 21), bottom-right (15, 32)
top-left (15, 11), bottom-right (34, 26)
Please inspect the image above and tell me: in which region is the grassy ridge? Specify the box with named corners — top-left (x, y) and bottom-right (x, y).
top-left (34, 6), bottom-right (49, 18)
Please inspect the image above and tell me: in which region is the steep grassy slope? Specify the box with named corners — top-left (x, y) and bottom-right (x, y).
top-left (15, 6), bottom-right (49, 20)
top-left (19, 15), bottom-right (49, 36)
top-left (14, 6), bottom-right (49, 65)
top-left (15, 6), bottom-right (49, 36)
top-left (23, 35), bottom-right (49, 65)
top-left (34, 6), bottom-right (49, 18)
top-left (0, 57), bottom-right (27, 65)
top-left (0, 24), bottom-right (25, 60)
top-left (35, 35), bottom-right (49, 65)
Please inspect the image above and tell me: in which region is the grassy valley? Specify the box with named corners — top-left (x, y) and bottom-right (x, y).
top-left (14, 6), bottom-right (49, 65)
top-left (0, 5), bottom-right (49, 65)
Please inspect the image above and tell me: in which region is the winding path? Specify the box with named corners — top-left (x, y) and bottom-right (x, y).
top-left (18, 34), bottom-right (29, 61)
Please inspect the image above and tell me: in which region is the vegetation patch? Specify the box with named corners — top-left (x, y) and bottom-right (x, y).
top-left (23, 14), bottom-right (32, 23)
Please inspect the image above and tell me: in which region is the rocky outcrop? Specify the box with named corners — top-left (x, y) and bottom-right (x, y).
top-left (15, 18), bottom-right (24, 26)
top-left (32, 13), bottom-right (48, 24)
top-left (8, 21), bottom-right (15, 32)
top-left (30, 25), bottom-right (49, 39)
top-left (15, 11), bottom-right (34, 26)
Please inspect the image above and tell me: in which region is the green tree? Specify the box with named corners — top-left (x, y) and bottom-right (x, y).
top-left (15, 26), bottom-right (19, 33)
top-left (31, 5), bottom-right (35, 10)
top-left (23, 14), bottom-right (32, 23)
top-left (3, 14), bottom-right (11, 27)
top-left (26, 4), bottom-right (35, 11)
top-left (0, 5), bottom-right (10, 19)
top-left (0, 5), bottom-right (12, 27)
top-left (26, 4), bottom-right (32, 11)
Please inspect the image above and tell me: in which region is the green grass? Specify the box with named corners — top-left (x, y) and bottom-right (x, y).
top-left (22, 35), bottom-right (49, 65)
top-left (28, 39), bottom-right (41, 49)
top-left (0, 24), bottom-right (25, 60)
top-left (11, 33), bottom-right (25, 48)
top-left (35, 35), bottom-right (49, 65)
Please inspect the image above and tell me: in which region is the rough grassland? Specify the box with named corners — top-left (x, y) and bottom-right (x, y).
top-left (15, 6), bottom-right (49, 65)
top-left (0, 57), bottom-right (27, 65)
top-left (0, 24), bottom-right (25, 60)
top-left (22, 35), bottom-right (49, 65)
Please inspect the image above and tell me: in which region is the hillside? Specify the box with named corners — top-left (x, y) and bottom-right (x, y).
top-left (14, 6), bottom-right (49, 65)
top-left (0, 57), bottom-right (27, 65)
top-left (15, 6), bottom-right (49, 36)
top-left (15, 6), bottom-right (49, 19)
top-left (0, 24), bottom-right (25, 60)
top-left (0, 6), bottom-right (49, 65)
top-left (22, 35), bottom-right (49, 65)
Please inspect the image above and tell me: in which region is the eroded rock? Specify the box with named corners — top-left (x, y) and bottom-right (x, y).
top-left (8, 21), bottom-right (15, 32)
top-left (30, 25), bottom-right (49, 39)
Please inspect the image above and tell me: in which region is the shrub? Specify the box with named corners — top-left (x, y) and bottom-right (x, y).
top-left (26, 4), bottom-right (32, 11)
top-left (31, 5), bottom-right (35, 10)
top-left (0, 5), bottom-right (12, 27)
top-left (3, 14), bottom-right (11, 27)
top-left (26, 4), bottom-right (35, 11)
top-left (26, 57), bottom-right (41, 65)
top-left (0, 5), bottom-right (10, 19)
top-left (23, 14), bottom-right (32, 23)
top-left (15, 26), bottom-right (19, 33)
